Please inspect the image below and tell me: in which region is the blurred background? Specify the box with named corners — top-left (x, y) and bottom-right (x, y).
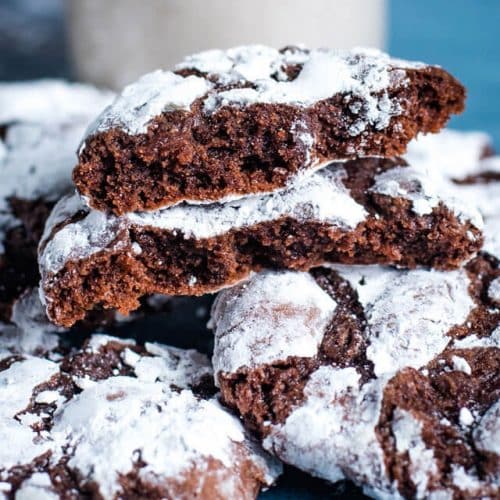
top-left (0, 0), bottom-right (499, 144)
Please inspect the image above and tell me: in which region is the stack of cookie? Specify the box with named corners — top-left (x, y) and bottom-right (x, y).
top-left (1, 46), bottom-right (498, 499)
top-left (0, 79), bottom-right (280, 498)
top-left (38, 46), bottom-right (475, 327)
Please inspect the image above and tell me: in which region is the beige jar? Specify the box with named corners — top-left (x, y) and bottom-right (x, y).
top-left (67, 0), bottom-right (386, 90)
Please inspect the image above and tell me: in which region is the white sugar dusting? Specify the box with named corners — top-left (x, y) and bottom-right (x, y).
top-left (0, 80), bottom-right (113, 254)
top-left (459, 407), bottom-right (474, 427)
top-left (488, 277), bottom-right (500, 304)
top-left (451, 355), bottom-right (471, 375)
top-left (86, 70), bottom-right (212, 136)
top-left (405, 129), bottom-right (492, 180)
top-left (87, 45), bottom-right (426, 141)
top-left (406, 129), bottom-right (500, 234)
top-left (332, 266), bottom-right (474, 376)
top-left (0, 356), bottom-right (59, 469)
top-left (473, 401), bottom-right (500, 455)
top-left (0, 288), bottom-right (61, 356)
top-left (451, 465), bottom-right (488, 493)
top-left (188, 46), bottom-right (417, 136)
top-left (126, 342), bottom-right (212, 388)
top-left (14, 473), bottom-right (58, 500)
top-left (211, 271), bottom-right (337, 375)
top-left (326, 264), bottom-right (399, 308)
top-left (264, 366), bottom-right (397, 496)
top-left (52, 379), bottom-right (244, 498)
top-left (452, 328), bottom-right (500, 349)
top-left (392, 409), bottom-right (438, 498)
top-left (483, 216), bottom-right (500, 260)
top-left (371, 165), bottom-right (483, 228)
top-left (0, 335), bottom-right (281, 496)
top-left (38, 194), bottom-right (128, 277)
top-left (451, 173), bottom-right (500, 220)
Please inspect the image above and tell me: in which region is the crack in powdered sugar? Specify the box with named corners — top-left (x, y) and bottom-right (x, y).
top-left (86, 45), bottom-right (426, 139)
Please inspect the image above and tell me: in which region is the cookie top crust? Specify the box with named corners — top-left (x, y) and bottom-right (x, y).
top-left (211, 258), bottom-right (499, 498)
top-left (86, 46), bottom-right (424, 137)
top-left (212, 267), bottom-right (475, 377)
top-left (39, 158), bottom-right (482, 277)
top-left (0, 335), bottom-right (281, 499)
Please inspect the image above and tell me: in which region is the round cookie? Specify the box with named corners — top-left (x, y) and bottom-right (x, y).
top-left (74, 45), bottom-right (465, 214)
top-left (38, 156), bottom-right (482, 327)
top-left (210, 258), bottom-right (499, 498)
top-left (0, 334), bottom-right (281, 499)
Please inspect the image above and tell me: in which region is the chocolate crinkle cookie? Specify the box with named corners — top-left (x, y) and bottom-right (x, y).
top-left (0, 80), bottom-right (113, 323)
top-left (74, 45), bottom-right (465, 214)
top-left (210, 251), bottom-right (499, 498)
top-left (38, 154), bottom-right (482, 327)
top-left (0, 334), bottom-right (281, 499)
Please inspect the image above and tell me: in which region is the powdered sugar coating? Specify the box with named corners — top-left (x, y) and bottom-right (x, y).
top-left (86, 71), bottom-right (212, 136)
top-left (0, 288), bottom-right (62, 356)
top-left (14, 473), bottom-right (58, 500)
top-left (212, 264), bottom-right (498, 497)
top-left (371, 165), bottom-right (483, 228)
top-left (489, 277), bottom-right (500, 304)
top-left (199, 46), bottom-right (412, 137)
top-left (473, 401), bottom-right (500, 455)
top-left (0, 80), bottom-right (113, 126)
top-left (16, 472), bottom-right (59, 500)
top-left (406, 129), bottom-right (500, 224)
top-left (483, 216), bottom-right (500, 260)
top-left (263, 366), bottom-right (397, 497)
top-left (405, 129), bottom-right (492, 180)
top-left (0, 335), bottom-right (281, 498)
top-left (211, 271), bottom-right (336, 375)
top-left (447, 159), bottom-right (500, 222)
top-left (52, 379), bottom-right (246, 498)
top-left (333, 266), bottom-right (474, 376)
top-left (452, 329), bottom-right (500, 350)
top-left (39, 164), bottom-right (367, 277)
top-left (391, 408), bottom-right (439, 497)
top-left (0, 356), bottom-right (59, 470)
top-left (39, 195), bottom-right (127, 279)
top-left (124, 342), bottom-right (212, 388)
top-left (86, 45), bottom-right (426, 141)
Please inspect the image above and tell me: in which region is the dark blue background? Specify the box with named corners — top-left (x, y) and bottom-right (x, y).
top-left (389, 0), bottom-right (500, 146)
